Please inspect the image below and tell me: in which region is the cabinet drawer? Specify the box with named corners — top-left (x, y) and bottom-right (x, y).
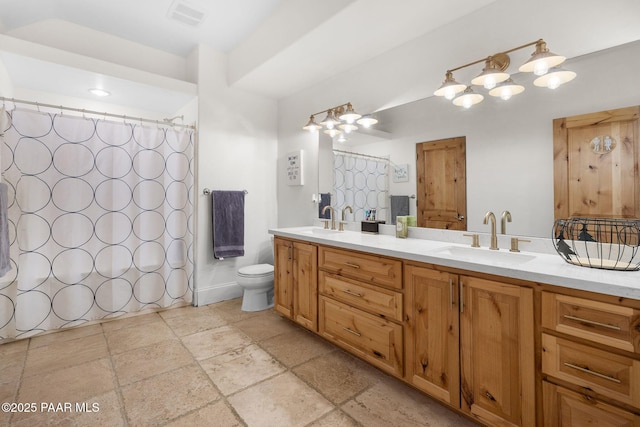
top-left (319, 296), bottom-right (403, 377)
top-left (318, 247), bottom-right (402, 290)
top-left (319, 271), bottom-right (402, 322)
top-left (542, 292), bottom-right (640, 353)
top-left (542, 334), bottom-right (640, 408)
top-left (543, 381), bottom-right (640, 426)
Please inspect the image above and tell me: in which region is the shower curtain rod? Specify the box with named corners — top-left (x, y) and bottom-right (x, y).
top-left (332, 149), bottom-right (390, 163)
top-left (0, 96), bottom-right (196, 130)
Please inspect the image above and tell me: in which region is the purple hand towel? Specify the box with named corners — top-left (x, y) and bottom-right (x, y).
top-left (212, 191), bottom-right (245, 259)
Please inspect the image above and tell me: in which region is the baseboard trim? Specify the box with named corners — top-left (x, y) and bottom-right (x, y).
top-left (195, 281), bottom-right (243, 306)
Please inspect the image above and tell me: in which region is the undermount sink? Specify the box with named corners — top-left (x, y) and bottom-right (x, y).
top-left (431, 245), bottom-right (536, 265)
top-left (299, 227), bottom-right (341, 235)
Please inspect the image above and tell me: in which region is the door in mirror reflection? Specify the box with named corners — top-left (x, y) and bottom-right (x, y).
top-left (554, 105), bottom-right (640, 220)
top-left (416, 137), bottom-right (467, 230)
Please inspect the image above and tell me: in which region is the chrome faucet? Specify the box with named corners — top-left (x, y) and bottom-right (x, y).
top-left (321, 205), bottom-right (337, 230)
top-left (483, 211), bottom-right (498, 250)
top-left (501, 210), bottom-right (512, 235)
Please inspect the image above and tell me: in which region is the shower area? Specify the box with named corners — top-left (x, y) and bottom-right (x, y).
top-left (0, 104), bottom-right (195, 341)
top-left (332, 150), bottom-right (389, 222)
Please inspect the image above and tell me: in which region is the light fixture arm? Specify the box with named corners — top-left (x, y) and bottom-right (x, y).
top-left (309, 102), bottom-right (353, 119)
top-left (446, 39), bottom-right (545, 74)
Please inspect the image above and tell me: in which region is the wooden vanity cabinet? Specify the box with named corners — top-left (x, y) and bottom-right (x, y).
top-left (404, 265), bottom-right (460, 407)
top-left (541, 291), bottom-right (640, 425)
top-left (405, 265), bottom-right (535, 427)
top-left (318, 246), bottom-right (404, 377)
top-left (273, 237), bottom-right (318, 331)
top-left (460, 275), bottom-right (535, 427)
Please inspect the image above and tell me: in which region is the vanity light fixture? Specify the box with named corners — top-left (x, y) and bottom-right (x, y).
top-left (434, 39), bottom-right (576, 109)
top-left (303, 102), bottom-right (378, 135)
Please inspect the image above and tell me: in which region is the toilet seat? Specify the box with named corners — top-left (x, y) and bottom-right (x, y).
top-left (237, 263), bottom-right (273, 278)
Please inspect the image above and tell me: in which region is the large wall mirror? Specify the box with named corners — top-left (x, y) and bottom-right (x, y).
top-left (318, 40), bottom-right (640, 238)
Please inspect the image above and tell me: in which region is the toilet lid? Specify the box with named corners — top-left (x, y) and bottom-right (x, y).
top-left (238, 263), bottom-right (274, 277)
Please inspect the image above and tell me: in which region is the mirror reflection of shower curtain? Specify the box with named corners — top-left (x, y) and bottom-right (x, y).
top-left (333, 153), bottom-right (388, 222)
top-left (0, 109), bottom-right (194, 340)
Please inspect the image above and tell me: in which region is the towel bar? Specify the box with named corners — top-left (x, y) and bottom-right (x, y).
top-left (202, 188), bottom-right (248, 196)
top-left (390, 194), bottom-right (416, 199)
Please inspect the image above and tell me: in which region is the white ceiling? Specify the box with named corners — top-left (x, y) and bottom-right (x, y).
top-left (2, 0), bottom-right (639, 113)
top-left (0, 0), bottom-right (501, 110)
top-left (0, 0), bottom-right (285, 55)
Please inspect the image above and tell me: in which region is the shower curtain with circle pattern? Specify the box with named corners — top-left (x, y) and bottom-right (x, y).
top-left (333, 153), bottom-right (388, 222)
top-left (0, 108), bottom-right (194, 340)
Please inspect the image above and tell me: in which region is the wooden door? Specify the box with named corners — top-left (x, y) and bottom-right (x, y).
top-left (416, 137), bottom-right (466, 230)
top-left (273, 237), bottom-right (293, 319)
top-left (554, 106), bottom-right (640, 219)
top-left (459, 276), bottom-right (535, 427)
top-left (292, 241), bottom-right (318, 331)
top-left (404, 265), bottom-right (460, 407)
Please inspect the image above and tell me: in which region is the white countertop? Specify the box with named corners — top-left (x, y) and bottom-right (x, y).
top-left (269, 226), bottom-right (640, 301)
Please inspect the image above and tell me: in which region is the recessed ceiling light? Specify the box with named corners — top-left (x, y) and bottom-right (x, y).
top-left (89, 88), bottom-right (110, 97)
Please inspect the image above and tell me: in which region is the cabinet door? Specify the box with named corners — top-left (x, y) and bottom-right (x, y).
top-left (543, 381), bottom-right (640, 427)
top-left (292, 241), bottom-right (318, 331)
top-left (459, 276), bottom-right (535, 427)
top-left (274, 237), bottom-right (293, 318)
top-left (404, 265), bottom-right (459, 407)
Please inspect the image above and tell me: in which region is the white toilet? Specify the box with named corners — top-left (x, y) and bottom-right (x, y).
top-left (236, 264), bottom-right (274, 312)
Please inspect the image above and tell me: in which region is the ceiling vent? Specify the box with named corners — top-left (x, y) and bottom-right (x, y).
top-left (167, 0), bottom-right (207, 27)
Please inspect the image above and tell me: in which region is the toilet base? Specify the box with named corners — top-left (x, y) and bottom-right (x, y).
top-left (241, 287), bottom-right (274, 312)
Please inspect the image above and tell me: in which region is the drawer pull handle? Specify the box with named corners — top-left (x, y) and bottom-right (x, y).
top-left (563, 315), bottom-right (622, 331)
top-left (343, 262), bottom-right (361, 269)
top-left (563, 362), bottom-right (622, 384)
top-left (343, 327), bottom-right (362, 337)
top-left (343, 289), bottom-right (363, 297)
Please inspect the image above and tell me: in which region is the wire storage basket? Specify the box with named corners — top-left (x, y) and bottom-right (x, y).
top-left (552, 217), bottom-right (640, 271)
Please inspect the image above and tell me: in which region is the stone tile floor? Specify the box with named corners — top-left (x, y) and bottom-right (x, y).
top-left (0, 299), bottom-right (479, 426)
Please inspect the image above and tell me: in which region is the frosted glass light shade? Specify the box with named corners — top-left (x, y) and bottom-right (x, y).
top-left (338, 103), bottom-right (361, 123)
top-left (533, 68), bottom-right (576, 89)
top-left (471, 60), bottom-right (509, 90)
top-left (356, 115), bottom-right (378, 128)
top-left (519, 40), bottom-right (566, 75)
top-left (434, 72), bottom-right (466, 99)
top-left (320, 110), bottom-right (339, 129)
top-left (323, 128), bottom-right (342, 137)
top-left (302, 115), bottom-right (322, 131)
top-left (452, 87), bottom-right (484, 109)
top-left (488, 79), bottom-right (525, 100)
top-left (338, 123), bottom-right (358, 133)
